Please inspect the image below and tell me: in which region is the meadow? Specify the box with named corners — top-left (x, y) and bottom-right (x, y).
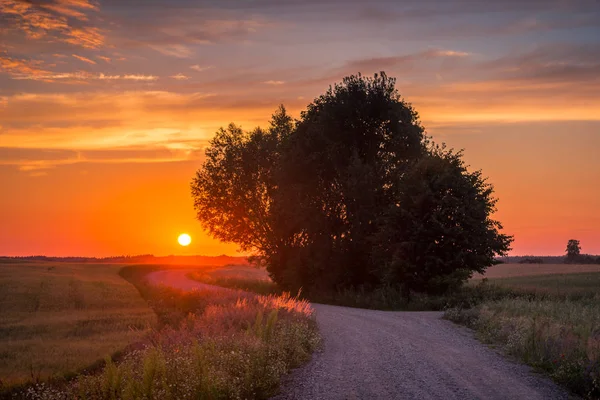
top-left (0, 261), bottom-right (156, 393)
top-left (446, 264), bottom-right (600, 399)
top-left (4, 263), bottom-right (319, 399)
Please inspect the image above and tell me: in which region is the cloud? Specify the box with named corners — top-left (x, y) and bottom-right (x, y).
top-left (0, 57), bottom-right (158, 83)
top-left (96, 56), bottom-right (111, 63)
top-left (0, 0), bottom-right (104, 49)
top-left (171, 73), bottom-right (189, 80)
top-left (72, 54), bottom-right (96, 64)
top-left (63, 26), bottom-right (104, 49)
top-left (434, 50), bottom-right (470, 57)
top-left (97, 73), bottom-right (121, 80)
top-left (263, 80), bottom-right (285, 85)
top-left (342, 48), bottom-right (471, 73)
top-left (40, 0), bottom-right (98, 21)
top-left (96, 74), bottom-right (159, 81)
top-left (150, 44), bottom-right (195, 58)
top-left (122, 74), bottom-right (158, 81)
top-left (190, 65), bottom-right (214, 72)
top-left (0, 55), bottom-right (50, 80)
top-left (0, 144), bottom-right (209, 173)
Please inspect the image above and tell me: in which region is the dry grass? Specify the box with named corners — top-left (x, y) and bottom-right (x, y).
top-left (187, 265), bottom-right (279, 296)
top-left (473, 263), bottom-right (600, 279)
top-left (19, 265), bottom-right (320, 399)
top-left (0, 261), bottom-right (156, 391)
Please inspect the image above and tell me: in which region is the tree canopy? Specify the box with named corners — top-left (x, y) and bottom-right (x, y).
top-left (566, 239), bottom-right (581, 259)
top-left (191, 72), bottom-right (513, 297)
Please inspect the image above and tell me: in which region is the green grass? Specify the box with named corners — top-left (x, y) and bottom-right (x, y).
top-left (17, 264), bottom-right (320, 399)
top-left (446, 273), bottom-right (600, 399)
top-left (479, 272), bottom-right (600, 298)
top-left (0, 261), bottom-right (156, 393)
top-left (187, 266), bottom-right (279, 296)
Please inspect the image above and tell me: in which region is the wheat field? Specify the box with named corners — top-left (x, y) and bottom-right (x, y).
top-left (0, 261), bottom-right (156, 389)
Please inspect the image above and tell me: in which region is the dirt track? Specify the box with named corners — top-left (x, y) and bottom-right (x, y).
top-left (146, 269), bottom-right (572, 400)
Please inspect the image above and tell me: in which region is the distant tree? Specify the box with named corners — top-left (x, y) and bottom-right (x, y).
top-left (192, 72), bottom-right (513, 297)
top-left (566, 239), bottom-right (581, 261)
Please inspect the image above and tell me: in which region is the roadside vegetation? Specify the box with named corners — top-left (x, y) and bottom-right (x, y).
top-left (187, 265), bottom-right (279, 296)
top-left (0, 261), bottom-right (156, 395)
top-left (445, 271), bottom-right (600, 399)
top-left (15, 264), bottom-right (319, 399)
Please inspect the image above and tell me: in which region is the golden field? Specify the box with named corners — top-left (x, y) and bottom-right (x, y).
top-left (0, 261), bottom-right (156, 388)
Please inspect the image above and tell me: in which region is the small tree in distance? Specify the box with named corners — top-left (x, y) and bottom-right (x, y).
top-left (566, 239), bottom-right (581, 262)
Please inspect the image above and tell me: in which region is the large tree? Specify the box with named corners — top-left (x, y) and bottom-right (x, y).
top-left (271, 73), bottom-right (428, 290)
top-left (191, 73), bottom-right (513, 295)
top-left (372, 145), bottom-right (513, 298)
top-left (190, 106), bottom-right (293, 263)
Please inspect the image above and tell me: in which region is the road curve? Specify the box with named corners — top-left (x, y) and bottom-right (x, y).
top-left (146, 269), bottom-right (571, 400)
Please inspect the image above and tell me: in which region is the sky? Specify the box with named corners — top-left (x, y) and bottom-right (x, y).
top-left (1, 0), bottom-right (599, 257)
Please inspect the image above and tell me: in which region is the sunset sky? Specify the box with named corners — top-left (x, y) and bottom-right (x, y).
top-left (1, 0), bottom-right (599, 257)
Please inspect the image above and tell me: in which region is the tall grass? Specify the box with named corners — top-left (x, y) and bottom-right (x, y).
top-left (187, 268), bottom-right (279, 296)
top-left (445, 278), bottom-right (600, 399)
top-left (18, 266), bottom-right (320, 399)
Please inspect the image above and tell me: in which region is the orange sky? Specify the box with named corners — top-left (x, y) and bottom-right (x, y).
top-left (1, 0), bottom-right (599, 256)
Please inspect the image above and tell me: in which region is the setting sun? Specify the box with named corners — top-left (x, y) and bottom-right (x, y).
top-left (177, 233), bottom-right (191, 246)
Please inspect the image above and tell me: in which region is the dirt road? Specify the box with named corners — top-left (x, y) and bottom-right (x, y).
top-left (146, 269), bottom-right (571, 400)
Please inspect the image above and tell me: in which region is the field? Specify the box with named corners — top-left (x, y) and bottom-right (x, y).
top-left (187, 265), bottom-right (277, 295)
top-left (447, 263), bottom-right (600, 398)
top-left (2, 263), bottom-right (319, 399)
top-left (0, 261), bottom-right (157, 391)
top-left (473, 263), bottom-right (600, 279)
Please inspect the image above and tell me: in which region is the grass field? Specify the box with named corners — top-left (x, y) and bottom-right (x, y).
top-left (187, 265), bottom-right (278, 296)
top-left (6, 264), bottom-right (319, 399)
top-left (473, 263), bottom-right (600, 279)
top-left (0, 261), bottom-right (156, 391)
top-left (447, 264), bottom-right (600, 399)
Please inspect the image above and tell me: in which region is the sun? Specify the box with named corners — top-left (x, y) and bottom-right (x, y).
top-left (177, 233), bottom-right (191, 246)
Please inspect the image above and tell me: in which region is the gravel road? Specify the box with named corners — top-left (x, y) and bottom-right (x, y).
top-left (146, 269), bottom-right (572, 400)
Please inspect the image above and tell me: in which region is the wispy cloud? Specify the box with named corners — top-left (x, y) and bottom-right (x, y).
top-left (190, 65), bottom-right (214, 72)
top-left (0, 145), bottom-right (208, 173)
top-left (40, 0), bottom-right (98, 21)
top-left (151, 44), bottom-right (194, 58)
top-left (72, 54), bottom-right (96, 64)
top-left (263, 80), bottom-right (285, 85)
top-left (1, 55), bottom-right (159, 83)
top-left (0, 0), bottom-right (104, 48)
top-left (170, 73), bottom-right (189, 80)
top-left (97, 74), bottom-right (158, 81)
top-left (122, 74), bottom-right (158, 81)
top-left (434, 50), bottom-right (470, 57)
top-left (96, 56), bottom-right (111, 63)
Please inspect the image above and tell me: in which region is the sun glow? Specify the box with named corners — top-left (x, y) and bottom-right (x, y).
top-left (177, 233), bottom-right (191, 246)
